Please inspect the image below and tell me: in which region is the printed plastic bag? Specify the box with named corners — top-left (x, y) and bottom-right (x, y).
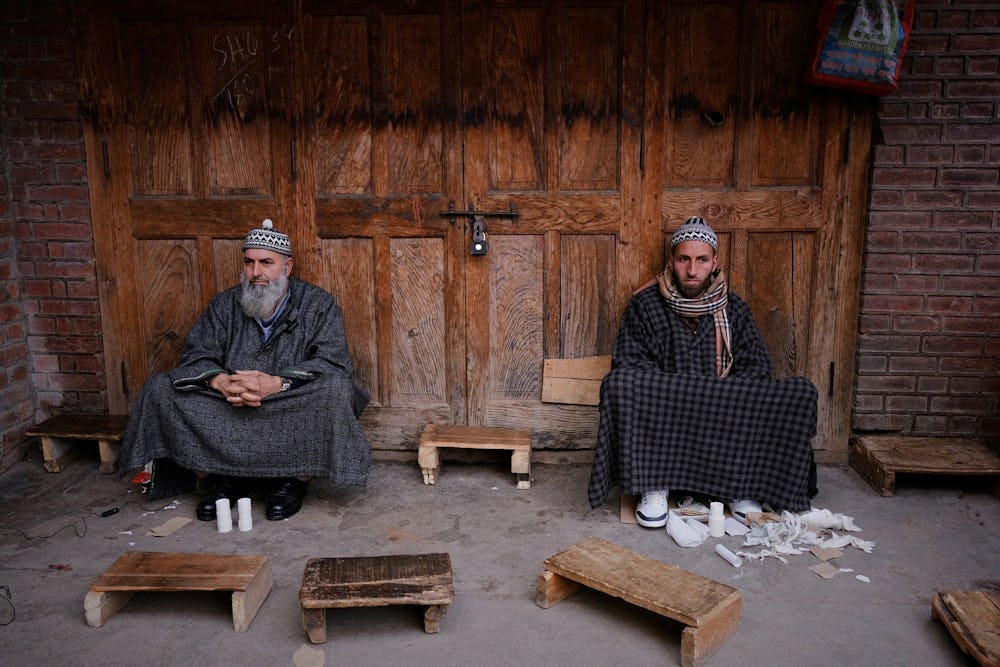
top-left (804, 0), bottom-right (915, 96)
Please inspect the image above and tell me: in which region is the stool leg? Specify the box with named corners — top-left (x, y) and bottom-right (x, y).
top-left (423, 604), bottom-right (448, 633)
top-left (302, 607), bottom-right (327, 643)
top-left (42, 436), bottom-right (79, 473)
top-left (418, 445), bottom-right (440, 485)
top-left (535, 570), bottom-right (580, 608)
top-left (511, 450), bottom-right (530, 489)
top-left (98, 439), bottom-right (121, 474)
top-left (84, 590), bottom-right (134, 628)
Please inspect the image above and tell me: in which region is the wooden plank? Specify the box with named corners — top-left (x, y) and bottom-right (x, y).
top-left (27, 415), bottom-right (127, 441)
top-left (420, 424), bottom-right (531, 451)
top-left (541, 356), bottom-right (612, 406)
top-left (89, 552), bottom-right (269, 592)
top-left (932, 590), bottom-right (1000, 667)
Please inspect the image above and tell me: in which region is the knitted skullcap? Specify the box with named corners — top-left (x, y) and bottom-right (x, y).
top-left (670, 216), bottom-right (718, 251)
top-left (243, 218), bottom-right (292, 256)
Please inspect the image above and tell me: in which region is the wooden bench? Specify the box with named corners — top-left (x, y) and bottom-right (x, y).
top-left (298, 553), bottom-right (454, 644)
top-left (536, 536), bottom-right (742, 667)
top-left (27, 414), bottom-right (127, 474)
top-left (418, 423), bottom-right (532, 489)
top-left (850, 435), bottom-right (1000, 496)
top-left (932, 590), bottom-right (1000, 667)
top-left (84, 551), bottom-right (272, 632)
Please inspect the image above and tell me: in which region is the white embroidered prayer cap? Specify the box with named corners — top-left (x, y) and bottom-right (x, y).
top-left (243, 218), bottom-right (292, 256)
top-left (670, 216), bottom-right (718, 251)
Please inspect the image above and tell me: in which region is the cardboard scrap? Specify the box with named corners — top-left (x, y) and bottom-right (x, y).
top-left (147, 516), bottom-right (191, 536)
top-left (809, 562), bottom-right (841, 579)
top-left (810, 546), bottom-right (843, 562)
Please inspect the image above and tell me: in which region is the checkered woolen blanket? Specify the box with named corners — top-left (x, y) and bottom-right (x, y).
top-left (587, 369), bottom-right (818, 511)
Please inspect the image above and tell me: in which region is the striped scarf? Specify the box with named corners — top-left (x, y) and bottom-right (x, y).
top-left (657, 268), bottom-right (733, 378)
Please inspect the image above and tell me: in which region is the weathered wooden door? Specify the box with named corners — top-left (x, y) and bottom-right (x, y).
top-left (78, 0), bottom-right (868, 459)
top-left (298, 0), bottom-right (646, 450)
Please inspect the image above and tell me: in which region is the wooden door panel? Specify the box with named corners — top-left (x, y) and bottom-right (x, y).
top-left (389, 238), bottom-right (448, 405)
top-left (322, 238), bottom-right (377, 397)
top-left (556, 7), bottom-right (621, 190)
top-left (121, 21), bottom-right (194, 196)
top-left (311, 16), bottom-right (372, 195)
top-left (560, 234), bottom-right (617, 358)
top-left (744, 233), bottom-right (816, 380)
top-left (138, 239), bottom-right (203, 376)
top-left (665, 2), bottom-right (741, 188)
top-left (748, 4), bottom-right (822, 186)
top-left (485, 235), bottom-right (545, 401)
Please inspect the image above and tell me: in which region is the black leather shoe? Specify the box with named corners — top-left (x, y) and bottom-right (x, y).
top-left (265, 478), bottom-right (307, 521)
top-left (196, 477), bottom-right (240, 521)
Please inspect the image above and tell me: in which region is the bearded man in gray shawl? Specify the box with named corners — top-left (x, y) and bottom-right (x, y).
top-left (121, 219), bottom-right (371, 521)
top-left (588, 216), bottom-right (818, 528)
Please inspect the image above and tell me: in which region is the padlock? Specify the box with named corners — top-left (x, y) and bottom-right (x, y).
top-left (470, 216), bottom-right (488, 255)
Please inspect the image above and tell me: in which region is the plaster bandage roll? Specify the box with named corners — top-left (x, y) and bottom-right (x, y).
top-left (237, 497), bottom-right (253, 532)
top-left (216, 498), bottom-right (233, 533)
top-left (715, 543), bottom-right (742, 568)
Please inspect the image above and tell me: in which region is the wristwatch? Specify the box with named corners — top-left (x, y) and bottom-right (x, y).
top-left (279, 378), bottom-right (292, 392)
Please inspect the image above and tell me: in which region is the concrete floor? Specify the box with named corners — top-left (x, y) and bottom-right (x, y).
top-left (0, 445), bottom-right (995, 667)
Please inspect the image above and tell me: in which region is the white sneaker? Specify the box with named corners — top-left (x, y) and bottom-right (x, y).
top-left (636, 490), bottom-right (669, 528)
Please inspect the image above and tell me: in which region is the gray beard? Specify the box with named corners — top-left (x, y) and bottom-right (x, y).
top-left (240, 272), bottom-right (287, 319)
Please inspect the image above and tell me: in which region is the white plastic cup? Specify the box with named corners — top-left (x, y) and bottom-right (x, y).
top-left (216, 498), bottom-right (233, 533)
top-left (237, 497), bottom-right (253, 532)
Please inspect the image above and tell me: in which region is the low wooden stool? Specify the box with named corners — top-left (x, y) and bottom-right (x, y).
top-left (536, 536), bottom-right (742, 667)
top-left (932, 590), bottom-right (1000, 667)
top-left (418, 423), bottom-right (531, 489)
top-left (298, 553), bottom-right (454, 644)
top-left (84, 551), bottom-right (272, 632)
top-left (850, 435), bottom-right (1000, 496)
top-left (27, 414), bottom-right (127, 474)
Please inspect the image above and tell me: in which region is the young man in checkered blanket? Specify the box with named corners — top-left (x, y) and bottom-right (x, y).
top-left (588, 217), bottom-right (818, 527)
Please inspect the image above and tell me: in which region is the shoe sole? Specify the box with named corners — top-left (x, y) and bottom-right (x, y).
top-left (636, 513), bottom-right (668, 528)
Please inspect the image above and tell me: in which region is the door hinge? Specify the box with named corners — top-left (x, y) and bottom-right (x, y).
top-left (120, 361), bottom-right (128, 396)
top-left (828, 361), bottom-right (835, 397)
top-left (290, 137), bottom-right (297, 181)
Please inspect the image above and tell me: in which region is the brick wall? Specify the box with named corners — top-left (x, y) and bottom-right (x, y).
top-left (0, 0), bottom-right (107, 472)
top-left (856, 2), bottom-right (1000, 442)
